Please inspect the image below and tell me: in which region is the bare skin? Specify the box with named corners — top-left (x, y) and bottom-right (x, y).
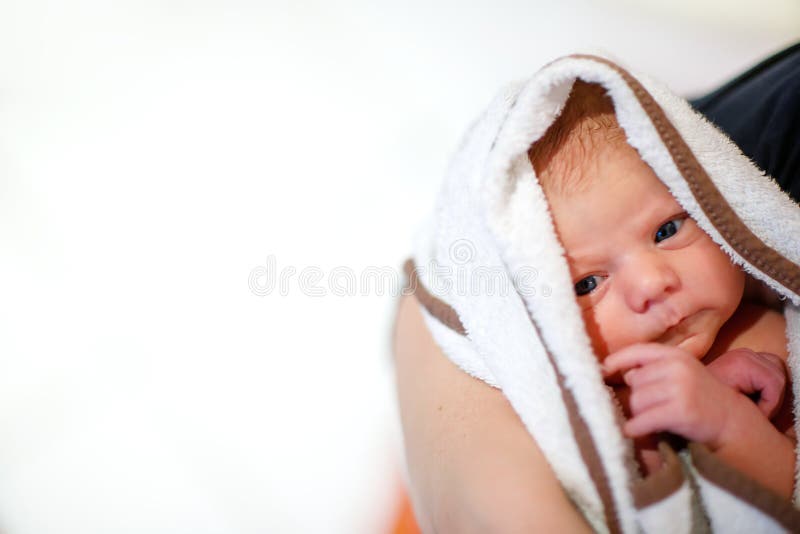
top-left (393, 293), bottom-right (593, 533)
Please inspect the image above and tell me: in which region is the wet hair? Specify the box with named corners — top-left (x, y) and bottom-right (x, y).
top-left (527, 79), bottom-right (627, 195)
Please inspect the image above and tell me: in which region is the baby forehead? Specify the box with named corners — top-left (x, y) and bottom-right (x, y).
top-left (527, 80), bottom-right (687, 230)
top-left (531, 118), bottom-right (627, 196)
top-left (545, 140), bottom-right (679, 207)
top-left (546, 161), bottom-right (687, 249)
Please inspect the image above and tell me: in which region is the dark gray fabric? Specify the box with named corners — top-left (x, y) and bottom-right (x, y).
top-left (691, 43), bottom-right (800, 203)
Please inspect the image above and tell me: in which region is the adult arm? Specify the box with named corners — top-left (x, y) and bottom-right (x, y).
top-left (393, 293), bottom-right (592, 533)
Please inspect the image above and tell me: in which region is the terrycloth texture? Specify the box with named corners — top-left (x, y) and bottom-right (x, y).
top-left (410, 54), bottom-right (800, 532)
top-left (635, 481), bottom-right (694, 534)
top-left (694, 479), bottom-right (788, 533)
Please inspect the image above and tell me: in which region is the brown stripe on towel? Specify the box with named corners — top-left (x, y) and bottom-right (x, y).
top-left (403, 259), bottom-right (467, 335)
top-left (689, 443), bottom-right (800, 531)
top-left (631, 441), bottom-right (687, 509)
top-left (530, 315), bottom-right (624, 534)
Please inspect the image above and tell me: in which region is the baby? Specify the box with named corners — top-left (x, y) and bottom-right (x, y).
top-left (529, 80), bottom-right (795, 497)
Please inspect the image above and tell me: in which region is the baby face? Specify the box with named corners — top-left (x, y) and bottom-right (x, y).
top-left (546, 140), bottom-right (745, 362)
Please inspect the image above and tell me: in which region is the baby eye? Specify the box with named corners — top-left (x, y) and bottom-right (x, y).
top-left (575, 275), bottom-right (603, 296)
top-left (655, 218), bottom-right (684, 243)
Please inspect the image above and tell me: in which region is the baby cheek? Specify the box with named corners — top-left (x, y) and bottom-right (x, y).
top-left (581, 309), bottom-right (608, 360)
top-left (582, 303), bottom-right (634, 361)
top-left (721, 264), bottom-right (746, 317)
top-left (688, 236), bottom-right (739, 281)
top-left (703, 245), bottom-right (745, 306)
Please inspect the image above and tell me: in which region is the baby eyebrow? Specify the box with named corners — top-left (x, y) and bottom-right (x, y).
top-left (655, 210), bottom-right (689, 224)
top-left (565, 250), bottom-right (607, 269)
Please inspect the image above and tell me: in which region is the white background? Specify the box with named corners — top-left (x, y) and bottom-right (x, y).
top-left (0, 1), bottom-right (798, 532)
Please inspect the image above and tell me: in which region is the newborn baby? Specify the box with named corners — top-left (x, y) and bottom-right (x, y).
top-left (529, 80), bottom-right (793, 496)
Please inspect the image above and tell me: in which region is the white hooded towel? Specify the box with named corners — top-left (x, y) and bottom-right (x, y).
top-left (404, 55), bottom-right (800, 533)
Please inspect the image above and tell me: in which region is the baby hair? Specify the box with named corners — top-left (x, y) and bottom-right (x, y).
top-left (528, 79), bottom-right (627, 195)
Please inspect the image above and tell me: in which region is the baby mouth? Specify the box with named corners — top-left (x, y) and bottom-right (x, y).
top-left (655, 315), bottom-right (692, 346)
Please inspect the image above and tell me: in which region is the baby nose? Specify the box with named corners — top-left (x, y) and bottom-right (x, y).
top-left (622, 251), bottom-right (680, 313)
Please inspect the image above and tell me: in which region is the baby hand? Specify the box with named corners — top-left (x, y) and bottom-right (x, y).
top-left (603, 343), bottom-right (751, 450)
top-left (706, 348), bottom-right (787, 419)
